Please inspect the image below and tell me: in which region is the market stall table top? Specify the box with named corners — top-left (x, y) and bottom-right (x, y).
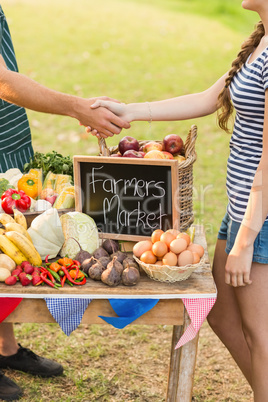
top-left (0, 225), bottom-right (217, 402)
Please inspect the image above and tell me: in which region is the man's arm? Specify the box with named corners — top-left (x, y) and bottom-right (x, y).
top-left (0, 55), bottom-right (130, 137)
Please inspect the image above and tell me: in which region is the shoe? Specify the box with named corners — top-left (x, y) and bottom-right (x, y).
top-left (0, 344), bottom-right (63, 378)
top-left (0, 371), bottom-right (22, 401)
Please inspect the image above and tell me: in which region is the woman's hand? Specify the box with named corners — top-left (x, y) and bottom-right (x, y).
top-left (225, 243), bottom-right (253, 287)
top-left (90, 99), bottom-right (132, 123)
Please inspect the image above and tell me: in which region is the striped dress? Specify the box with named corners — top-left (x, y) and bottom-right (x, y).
top-left (0, 5), bottom-right (33, 173)
top-left (227, 48), bottom-right (268, 222)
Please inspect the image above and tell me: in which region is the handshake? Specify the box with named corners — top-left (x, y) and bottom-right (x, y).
top-left (81, 96), bottom-right (151, 139)
top-left (82, 97), bottom-right (133, 139)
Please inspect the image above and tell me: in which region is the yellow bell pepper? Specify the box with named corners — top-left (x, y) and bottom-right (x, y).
top-left (17, 174), bottom-right (42, 199)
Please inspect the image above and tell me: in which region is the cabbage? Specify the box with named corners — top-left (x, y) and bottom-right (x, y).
top-left (59, 211), bottom-right (99, 259)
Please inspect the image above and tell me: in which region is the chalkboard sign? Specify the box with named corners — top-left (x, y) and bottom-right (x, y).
top-left (73, 156), bottom-right (179, 241)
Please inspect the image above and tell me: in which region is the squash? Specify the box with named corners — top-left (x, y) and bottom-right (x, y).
top-left (27, 208), bottom-right (65, 259)
top-left (0, 254), bottom-right (16, 272)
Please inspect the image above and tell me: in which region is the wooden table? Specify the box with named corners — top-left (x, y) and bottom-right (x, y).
top-left (0, 226), bottom-right (216, 402)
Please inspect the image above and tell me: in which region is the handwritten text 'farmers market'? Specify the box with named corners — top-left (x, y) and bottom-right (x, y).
top-left (88, 166), bottom-right (168, 230)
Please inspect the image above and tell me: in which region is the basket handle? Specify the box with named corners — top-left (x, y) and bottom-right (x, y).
top-left (98, 137), bottom-right (110, 156)
top-left (184, 125), bottom-right (197, 159)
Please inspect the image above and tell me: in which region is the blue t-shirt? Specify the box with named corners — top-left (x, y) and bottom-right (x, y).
top-left (227, 47), bottom-right (268, 222)
top-left (0, 5), bottom-right (33, 173)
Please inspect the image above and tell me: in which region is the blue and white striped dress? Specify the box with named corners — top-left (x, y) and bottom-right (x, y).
top-left (227, 48), bottom-right (268, 222)
top-left (0, 5), bottom-right (33, 173)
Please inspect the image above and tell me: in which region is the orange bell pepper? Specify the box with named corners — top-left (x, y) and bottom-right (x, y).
top-left (69, 269), bottom-right (85, 279)
top-left (17, 174), bottom-right (42, 199)
top-left (49, 262), bottom-right (62, 273)
top-left (57, 257), bottom-right (73, 266)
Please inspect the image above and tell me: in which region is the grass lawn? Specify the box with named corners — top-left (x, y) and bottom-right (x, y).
top-left (0, 1), bottom-right (256, 400)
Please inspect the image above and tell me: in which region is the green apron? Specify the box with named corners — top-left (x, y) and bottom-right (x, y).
top-left (0, 5), bottom-right (33, 173)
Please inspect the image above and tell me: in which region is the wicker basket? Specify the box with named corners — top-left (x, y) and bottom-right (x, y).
top-left (98, 125), bottom-right (197, 231)
top-left (133, 254), bottom-right (205, 283)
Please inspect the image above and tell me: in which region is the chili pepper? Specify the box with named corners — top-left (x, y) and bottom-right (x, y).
top-left (40, 272), bottom-right (56, 288)
top-left (72, 260), bottom-right (81, 267)
top-left (46, 267), bottom-right (61, 283)
top-left (45, 255), bottom-right (50, 264)
top-left (46, 270), bottom-right (55, 283)
top-left (69, 269), bottom-right (85, 280)
top-left (65, 278), bottom-right (74, 287)
top-left (58, 269), bottom-right (65, 277)
top-left (60, 275), bottom-right (67, 287)
top-left (57, 257), bottom-right (73, 266)
top-left (34, 280), bottom-right (43, 286)
top-left (17, 174), bottom-right (42, 199)
top-left (60, 266), bottom-right (86, 286)
top-left (1, 189), bottom-right (31, 214)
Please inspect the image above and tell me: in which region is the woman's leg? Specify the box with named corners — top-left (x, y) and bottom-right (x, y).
top-left (234, 262), bottom-right (268, 402)
top-left (207, 238), bottom-right (252, 385)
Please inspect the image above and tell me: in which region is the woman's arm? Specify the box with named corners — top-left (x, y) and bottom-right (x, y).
top-left (0, 55), bottom-right (130, 137)
top-left (225, 89), bottom-right (268, 287)
top-left (91, 73), bottom-right (228, 123)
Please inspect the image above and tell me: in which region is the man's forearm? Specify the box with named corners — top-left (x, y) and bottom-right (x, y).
top-left (0, 68), bottom-right (78, 118)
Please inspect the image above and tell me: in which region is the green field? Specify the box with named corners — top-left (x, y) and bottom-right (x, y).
top-left (0, 2), bottom-right (257, 399)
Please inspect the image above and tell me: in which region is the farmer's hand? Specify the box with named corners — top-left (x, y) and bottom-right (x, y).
top-left (78, 96), bottom-right (130, 138)
top-left (225, 243), bottom-right (253, 287)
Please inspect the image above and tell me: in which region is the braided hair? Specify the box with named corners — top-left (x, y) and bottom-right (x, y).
top-left (217, 21), bottom-right (265, 133)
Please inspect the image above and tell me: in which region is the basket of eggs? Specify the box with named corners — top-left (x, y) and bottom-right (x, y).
top-left (132, 228), bottom-right (205, 282)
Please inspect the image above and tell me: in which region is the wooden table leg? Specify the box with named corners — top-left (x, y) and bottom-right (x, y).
top-left (166, 307), bottom-right (199, 402)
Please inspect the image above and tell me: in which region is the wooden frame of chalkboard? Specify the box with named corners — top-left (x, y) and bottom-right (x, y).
top-left (73, 156), bottom-right (179, 241)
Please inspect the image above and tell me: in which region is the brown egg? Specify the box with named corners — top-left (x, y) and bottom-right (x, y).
top-left (169, 238), bottom-right (188, 254)
top-left (140, 250), bottom-right (157, 264)
top-left (192, 251), bottom-right (200, 264)
top-left (176, 232), bottom-right (191, 246)
top-left (152, 241), bottom-right (168, 258)
top-left (162, 252), bottom-right (178, 266)
top-left (177, 250), bottom-right (194, 267)
top-left (187, 243), bottom-right (204, 258)
top-left (133, 240), bottom-right (152, 258)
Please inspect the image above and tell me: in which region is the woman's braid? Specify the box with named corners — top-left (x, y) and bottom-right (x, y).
top-left (217, 21), bottom-right (265, 133)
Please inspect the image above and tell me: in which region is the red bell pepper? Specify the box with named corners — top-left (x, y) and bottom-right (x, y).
top-left (1, 189), bottom-right (31, 214)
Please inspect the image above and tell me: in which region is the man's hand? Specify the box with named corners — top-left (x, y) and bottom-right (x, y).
top-left (90, 99), bottom-right (132, 122)
top-left (77, 97), bottom-right (130, 138)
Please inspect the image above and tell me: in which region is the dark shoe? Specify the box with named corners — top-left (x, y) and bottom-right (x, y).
top-left (0, 371), bottom-right (22, 401)
top-left (0, 344), bottom-right (63, 377)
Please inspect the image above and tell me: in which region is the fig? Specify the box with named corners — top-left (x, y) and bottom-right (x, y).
top-left (71, 237), bottom-right (92, 264)
top-left (102, 239), bottom-right (119, 254)
top-left (93, 247), bottom-right (109, 259)
top-left (98, 256), bottom-right (111, 269)
top-left (88, 261), bottom-right (106, 281)
top-left (122, 266), bottom-right (140, 286)
top-left (81, 256), bottom-right (98, 275)
top-left (110, 250), bottom-right (128, 264)
top-left (123, 257), bottom-right (139, 271)
top-left (101, 256), bottom-right (123, 287)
